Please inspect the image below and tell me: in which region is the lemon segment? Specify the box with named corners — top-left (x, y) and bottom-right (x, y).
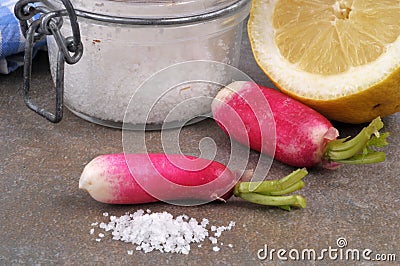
top-left (248, 0), bottom-right (400, 123)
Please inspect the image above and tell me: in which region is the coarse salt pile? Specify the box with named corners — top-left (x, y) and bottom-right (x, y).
top-left (90, 209), bottom-right (235, 255)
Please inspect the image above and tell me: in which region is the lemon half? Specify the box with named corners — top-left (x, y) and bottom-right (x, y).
top-left (248, 0), bottom-right (400, 123)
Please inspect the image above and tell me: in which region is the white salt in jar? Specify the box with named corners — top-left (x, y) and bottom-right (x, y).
top-left (40, 0), bottom-right (251, 129)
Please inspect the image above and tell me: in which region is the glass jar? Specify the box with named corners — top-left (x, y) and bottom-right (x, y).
top-left (30, 0), bottom-right (251, 129)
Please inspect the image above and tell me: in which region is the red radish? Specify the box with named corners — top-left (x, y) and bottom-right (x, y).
top-left (79, 153), bottom-right (308, 209)
top-left (79, 153), bottom-right (235, 204)
top-left (211, 81), bottom-right (388, 168)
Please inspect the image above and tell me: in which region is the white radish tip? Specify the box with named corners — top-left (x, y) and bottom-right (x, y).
top-left (79, 156), bottom-right (104, 191)
top-left (78, 175), bottom-right (89, 191)
top-left (79, 170), bottom-right (91, 191)
top-left (324, 127), bottom-right (339, 141)
top-left (78, 158), bottom-right (113, 203)
top-left (79, 161), bottom-right (95, 190)
top-left (211, 81), bottom-right (249, 111)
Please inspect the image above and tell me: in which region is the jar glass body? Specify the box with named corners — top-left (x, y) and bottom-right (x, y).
top-left (45, 0), bottom-right (251, 129)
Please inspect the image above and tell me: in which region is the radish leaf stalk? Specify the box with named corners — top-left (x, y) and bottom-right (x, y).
top-left (324, 117), bottom-right (389, 164)
top-left (233, 168), bottom-right (308, 211)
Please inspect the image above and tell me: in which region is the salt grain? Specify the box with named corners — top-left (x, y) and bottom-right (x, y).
top-left (89, 228), bottom-right (94, 235)
top-left (99, 222), bottom-right (107, 229)
top-left (209, 237), bottom-right (218, 244)
top-left (228, 221), bottom-right (236, 229)
top-left (91, 209), bottom-right (235, 255)
top-left (200, 218), bottom-right (209, 227)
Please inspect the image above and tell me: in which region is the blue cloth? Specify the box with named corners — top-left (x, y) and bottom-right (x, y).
top-left (0, 0), bottom-right (46, 74)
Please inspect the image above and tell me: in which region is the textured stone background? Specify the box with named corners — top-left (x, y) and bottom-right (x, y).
top-left (1, 22), bottom-right (399, 265)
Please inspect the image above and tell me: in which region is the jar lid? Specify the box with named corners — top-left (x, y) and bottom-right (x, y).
top-left (68, 0), bottom-right (248, 19)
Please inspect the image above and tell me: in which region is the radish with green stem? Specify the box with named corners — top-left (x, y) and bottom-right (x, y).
top-left (211, 81), bottom-right (389, 168)
top-left (79, 153), bottom-right (307, 210)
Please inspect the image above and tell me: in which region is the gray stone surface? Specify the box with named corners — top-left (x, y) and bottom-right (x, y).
top-left (1, 23), bottom-right (399, 265)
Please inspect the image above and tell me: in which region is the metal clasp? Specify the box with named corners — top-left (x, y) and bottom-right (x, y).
top-left (14, 0), bottom-right (83, 123)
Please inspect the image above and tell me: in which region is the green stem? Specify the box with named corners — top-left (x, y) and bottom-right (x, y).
top-left (334, 152), bottom-right (386, 164)
top-left (269, 181), bottom-right (305, 196)
top-left (233, 168), bottom-right (308, 210)
top-left (278, 205), bottom-right (292, 211)
top-left (235, 168), bottom-right (308, 194)
top-left (324, 117), bottom-right (389, 164)
top-left (237, 193), bottom-right (307, 209)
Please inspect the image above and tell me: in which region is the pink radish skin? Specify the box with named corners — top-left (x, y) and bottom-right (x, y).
top-left (79, 154), bottom-right (236, 204)
top-left (212, 81), bottom-right (339, 168)
top-left (212, 81), bottom-right (387, 168)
